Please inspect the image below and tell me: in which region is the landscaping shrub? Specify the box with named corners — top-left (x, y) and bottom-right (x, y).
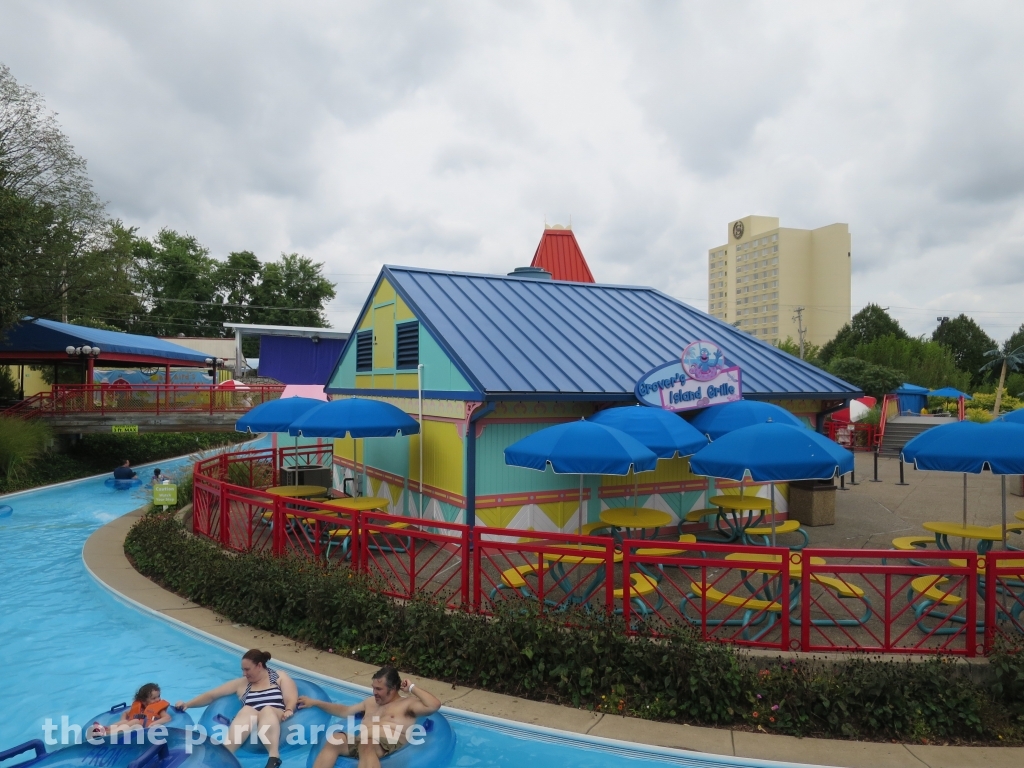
top-left (123, 513), bottom-right (1024, 744)
top-left (0, 415), bottom-right (52, 482)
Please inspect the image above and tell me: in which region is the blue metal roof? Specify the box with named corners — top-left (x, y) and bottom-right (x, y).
top-left (1, 318), bottom-right (210, 364)
top-left (379, 266), bottom-right (861, 401)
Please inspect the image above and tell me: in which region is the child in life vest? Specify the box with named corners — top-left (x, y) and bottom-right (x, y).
top-left (89, 683), bottom-right (172, 736)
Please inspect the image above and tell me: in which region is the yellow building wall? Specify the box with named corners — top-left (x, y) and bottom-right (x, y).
top-left (406, 419), bottom-right (463, 496)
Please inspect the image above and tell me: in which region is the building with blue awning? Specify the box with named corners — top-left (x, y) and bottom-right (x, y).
top-left (323, 265), bottom-right (860, 532)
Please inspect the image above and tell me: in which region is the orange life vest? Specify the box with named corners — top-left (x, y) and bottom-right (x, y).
top-left (127, 699), bottom-right (170, 727)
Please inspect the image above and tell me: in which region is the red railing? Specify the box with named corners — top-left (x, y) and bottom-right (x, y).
top-left (191, 451), bottom-right (1024, 656)
top-left (825, 420), bottom-right (877, 451)
top-left (875, 393), bottom-right (899, 446)
top-left (3, 383), bottom-right (285, 418)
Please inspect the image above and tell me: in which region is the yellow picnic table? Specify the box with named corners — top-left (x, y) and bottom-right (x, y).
top-left (923, 521), bottom-right (1006, 554)
top-left (1017, 511), bottom-right (1024, 523)
top-left (264, 485), bottom-right (328, 499)
top-left (707, 495), bottom-right (772, 542)
top-left (599, 507), bottom-right (673, 539)
top-left (322, 496), bottom-right (390, 512)
top-left (724, 552), bottom-right (825, 580)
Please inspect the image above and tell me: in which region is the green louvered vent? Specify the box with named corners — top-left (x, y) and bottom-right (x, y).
top-left (356, 330), bottom-right (373, 372)
top-left (396, 322), bottom-right (419, 369)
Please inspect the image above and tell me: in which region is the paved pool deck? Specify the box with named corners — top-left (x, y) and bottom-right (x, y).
top-left (84, 504), bottom-right (1024, 768)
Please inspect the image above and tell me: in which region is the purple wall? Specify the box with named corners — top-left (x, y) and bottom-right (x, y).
top-left (258, 335), bottom-right (345, 384)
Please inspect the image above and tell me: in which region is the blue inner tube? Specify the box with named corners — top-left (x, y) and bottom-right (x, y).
top-left (1, 729), bottom-right (240, 768)
top-left (306, 713), bottom-right (455, 768)
top-left (197, 678), bottom-right (332, 755)
top-left (87, 702), bottom-right (194, 732)
top-left (0, 505), bottom-right (12, 518)
top-left (104, 478), bottom-right (142, 490)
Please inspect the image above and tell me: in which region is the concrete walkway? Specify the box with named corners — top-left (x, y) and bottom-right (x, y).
top-left (802, 452), bottom-right (1024, 550)
top-left (82, 508), bottom-right (1024, 768)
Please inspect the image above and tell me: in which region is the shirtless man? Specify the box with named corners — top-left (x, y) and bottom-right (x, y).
top-left (298, 666), bottom-right (440, 768)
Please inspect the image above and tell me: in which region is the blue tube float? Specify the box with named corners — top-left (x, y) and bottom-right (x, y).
top-left (197, 678), bottom-right (332, 756)
top-left (86, 702), bottom-right (194, 732)
top-left (0, 505), bottom-right (12, 518)
top-left (305, 712), bottom-right (456, 768)
top-left (0, 730), bottom-right (240, 768)
top-left (104, 478), bottom-right (143, 491)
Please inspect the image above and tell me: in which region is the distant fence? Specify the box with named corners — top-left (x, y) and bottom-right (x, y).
top-left (1, 383), bottom-right (285, 418)
top-left (191, 447), bottom-right (1024, 657)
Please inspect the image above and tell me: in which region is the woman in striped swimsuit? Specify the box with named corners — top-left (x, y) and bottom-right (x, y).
top-left (176, 649), bottom-right (298, 768)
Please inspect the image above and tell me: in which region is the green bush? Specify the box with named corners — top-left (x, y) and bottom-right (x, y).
top-left (68, 432), bottom-right (253, 471)
top-left (124, 513), bottom-right (1023, 743)
top-left (967, 392), bottom-right (1023, 414)
top-left (827, 357), bottom-right (905, 400)
top-left (0, 416), bottom-right (52, 482)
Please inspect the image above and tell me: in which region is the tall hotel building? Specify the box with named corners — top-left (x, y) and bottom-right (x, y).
top-left (707, 216), bottom-right (852, 347)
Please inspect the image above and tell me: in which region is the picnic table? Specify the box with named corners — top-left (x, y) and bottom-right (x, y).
top-left (923, 521), bottom-right (1006, 554)
top-left (706, 495), bottom-right (772, 542)
top-left (322, 496), bottom-right (390, 512)
top-left (599, 507), bottom-right (672, 539)
top-left (541, 544), bottom-right (621, 605)
top-left (264, 485), bottom-right (328, 499)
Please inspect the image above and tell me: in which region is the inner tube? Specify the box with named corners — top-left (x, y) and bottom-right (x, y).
top-left (0, 505), bottom-right (12, 518)
top-left (86, 702), bottom-right (194, 732)
top-left (0, 730), bottom-right (240, 768)
top-left (197, 678), bottom-right (332, 755)
top-left (104, 478), bottom-right (142, 490)
top-left (307, 713), bottom-right (456, 768)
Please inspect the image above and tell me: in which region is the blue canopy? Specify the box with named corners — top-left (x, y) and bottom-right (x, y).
top-left (588, 406), bottom-right (708, 459)
top-left (288, 397), bottom-right (420, 438)
top-left (928, 387), bottom-right (973, 400)
top-left (686, 400), bottom-right (804, 440)
top-left (901, 421), bottom-right (1024, 474)
top-left (689, 422), bottom-right (854, 482)
top-left (235, 397), bottom-right (324, 434)
top-left (504, 421), bottom-right (658, 475)
top-left (894, 382), bottom-right (929, 413)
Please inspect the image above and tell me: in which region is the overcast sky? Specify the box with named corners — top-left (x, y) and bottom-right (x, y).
top-left (3, 1), bottom-right (1023, 341)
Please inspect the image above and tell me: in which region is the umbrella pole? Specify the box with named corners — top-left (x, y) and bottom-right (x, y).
top-left (578, 474), bottom-right (584, 538)
top-left (962, 472), bottom-right (967, 550)
top-left (1002, 475), bottom-right (1008, 548)
top-left (770, 484), bottom-right (777, 547)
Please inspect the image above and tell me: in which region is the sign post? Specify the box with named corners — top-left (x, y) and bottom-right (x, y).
top-left (153, 483), bottom-right (177, 512)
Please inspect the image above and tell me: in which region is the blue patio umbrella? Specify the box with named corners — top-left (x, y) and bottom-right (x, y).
top-left (902, 420), bottom-right (1024, 542)
top-left (689, 422), bottom-right (854, 544)
top-left (288, 397), bottom-right (420, 438)
top-left (588, 406), bottom-right (708, 458)
top-left (999, 409), bottom-right (1024, 425)
top-left (504, 420), bottom-right (658, 535)
top-left (687, 399), bottom-right (804, 440)
top-left (589, 405), bottom-right (709, 515)
top-left (288, 397), bottom-right (421, 506)
top-left (235, 397), bottom-right (325, 433)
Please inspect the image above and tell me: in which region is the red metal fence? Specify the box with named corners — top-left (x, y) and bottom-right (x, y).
top-left (1, 384), bottom-right (285, 418)
top-left (825, 420), bottom-right (877, 451)
top-left (191, 450), bottom-right (1024, 657)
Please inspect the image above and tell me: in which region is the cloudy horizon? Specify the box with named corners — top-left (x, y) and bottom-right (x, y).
top-left (3, 1), bottom-right (1023, 342)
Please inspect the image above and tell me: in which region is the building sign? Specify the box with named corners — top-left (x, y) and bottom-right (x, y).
top-left (635, 341), bottom-right (742, 412)
top-left (153, 483), bottom-right (177, 506)
top-left (111, 425), bottom-right (138, 434)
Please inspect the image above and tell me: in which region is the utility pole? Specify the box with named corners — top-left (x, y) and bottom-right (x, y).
top-left (793, 307), bottom-right (806, 359)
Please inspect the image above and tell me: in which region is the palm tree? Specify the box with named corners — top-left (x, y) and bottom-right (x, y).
top-left (980, 344), bottom-right (1024, 414)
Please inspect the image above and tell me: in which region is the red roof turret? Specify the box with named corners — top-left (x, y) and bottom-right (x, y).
top-left (529, 226), bottom-right (595, 283)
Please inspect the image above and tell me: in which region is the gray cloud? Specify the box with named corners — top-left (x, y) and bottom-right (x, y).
top-left (3, 0), bottom-right (1024, 339)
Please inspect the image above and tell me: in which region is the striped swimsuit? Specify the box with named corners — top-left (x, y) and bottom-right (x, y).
top-left (243, 668), bottom-right (285, 711)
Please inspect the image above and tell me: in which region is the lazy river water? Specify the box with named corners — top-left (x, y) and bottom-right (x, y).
top-left (0, 443), bottom-right (815, 768)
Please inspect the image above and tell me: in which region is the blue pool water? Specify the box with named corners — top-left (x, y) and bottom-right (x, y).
top-left (0, 446), bottom-right (807, 768)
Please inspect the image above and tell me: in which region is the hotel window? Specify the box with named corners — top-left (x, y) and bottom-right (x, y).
top-left (771, 315), bottom-right (778, 323)
top-left (772, 234), bottom-right (778, 242)
top-left (772, 245), bottom-right (778, 253)
top-left (771, 326), bottom-right (778, 333)
top-left (356, 330), bottom-right (373, 372)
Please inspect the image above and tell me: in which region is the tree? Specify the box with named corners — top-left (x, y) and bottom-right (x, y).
top-left (931, 314), bottom-right (997, 387)
top-left (250, 253), bottom-right (336, 327)
top-left (849, 335), bottom-right (970, 391)
top-left (980, 344), bottom-right (1024, 415)
top-left (774, 336), bottom-right (823, 368)
top-left (135, 228), bottom-right (221, 336)
top-left (0, 64), bottom-right (106, 334)
top-left (826, 357), bottom-right (906, 400)
top-left (1004, 323), bottom-right (1024, 359)
top-left (820, 304), bottom-right (908, 363)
